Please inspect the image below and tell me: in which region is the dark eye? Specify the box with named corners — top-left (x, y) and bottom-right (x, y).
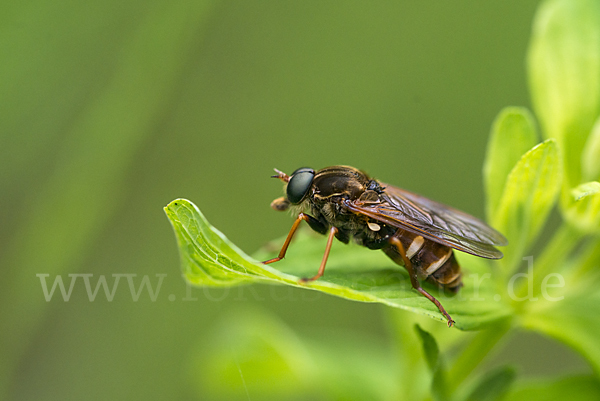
top-left (287, 168), bottom-right (315, 204)
top-left (291, 167), bottom-right (314, 175)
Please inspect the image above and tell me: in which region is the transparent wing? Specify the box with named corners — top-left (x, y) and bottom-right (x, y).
top-left (344, 183), bottom-right (507, 259)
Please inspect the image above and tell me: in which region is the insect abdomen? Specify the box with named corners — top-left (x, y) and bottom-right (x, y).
top-left (383, 229), bottom-right (463, 293)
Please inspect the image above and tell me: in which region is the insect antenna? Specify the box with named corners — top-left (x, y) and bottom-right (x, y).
top-left (271, 168), bottom-right (290, 182)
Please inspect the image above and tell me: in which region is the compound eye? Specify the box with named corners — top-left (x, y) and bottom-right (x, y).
top-left (287, 168), bottom-right (315, 204)
top-left (291, 167), bottom-right (314, 175)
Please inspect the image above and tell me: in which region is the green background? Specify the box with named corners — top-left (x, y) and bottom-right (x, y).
top-left (0, 0), bottom-right (588, 399)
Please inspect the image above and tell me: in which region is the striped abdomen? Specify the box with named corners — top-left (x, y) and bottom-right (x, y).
top-left (383, 229), bottom-right (463, 292)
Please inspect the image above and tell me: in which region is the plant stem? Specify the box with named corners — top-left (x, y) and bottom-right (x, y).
top-left (446, 319), bottom-right (512, 395)
top-left (514, 223), bottom-right (583, 303)
top-left (386, 309), bottom-right (429, 401)
top-left (568, 236), bottom-right (600, 282)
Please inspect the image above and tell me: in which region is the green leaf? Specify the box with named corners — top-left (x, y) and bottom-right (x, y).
top-left (484, 107), bottom-right (538, 220)
top-left (389, 309), bottom-right (457, 401)
top-left (465, 366), bottom-right (516, 401)
top-left (492, 139), bottom-right (561, 271)
top-left (504, 375), bottom-right (600, 401)
top-left (415, 324), bottom-right (440, 372)
top-left (415, 325), bottom-right (447, 401)
top-left (164, 199), bottom-right (513, 330)
top-left (522, 288), bottom-right (600, 375)
top-left (565, 181), bottom-right (600, 233)
top-left (528, 0), bottom-right (600, 191)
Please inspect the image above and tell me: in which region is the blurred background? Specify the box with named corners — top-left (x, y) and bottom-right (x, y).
top-left (1, 0), bottom-right (590, 399)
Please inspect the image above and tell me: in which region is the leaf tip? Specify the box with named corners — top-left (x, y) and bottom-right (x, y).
top-left (164, 198), bottom-right (192, 212)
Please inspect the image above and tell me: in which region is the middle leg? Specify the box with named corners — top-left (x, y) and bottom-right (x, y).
top-left (299, 226), bottom-right (338, 283)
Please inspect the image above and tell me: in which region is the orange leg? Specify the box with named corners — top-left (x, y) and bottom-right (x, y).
top-left (389, 237), bottom-right (455, 327)
top-left (299, 226), bottom-right (338, 283)
top-left (263, 213), bottom-right (310, 264)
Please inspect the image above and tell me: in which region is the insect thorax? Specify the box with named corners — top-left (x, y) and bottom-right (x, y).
top-left (308, 193), bottom-right (394, 248)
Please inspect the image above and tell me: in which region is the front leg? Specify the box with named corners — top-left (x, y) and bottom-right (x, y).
top-left (263, 213), bottom-right (328, 264)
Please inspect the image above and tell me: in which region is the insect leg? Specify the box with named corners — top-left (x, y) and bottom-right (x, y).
top-left (263, 213), bottom-right (310, 264)
top-left (299, 226), bottom-right (338, 283)
top-left (305, 215), bottom-right (329, 235)
top-left (389, 237), bottom-right (455, 327)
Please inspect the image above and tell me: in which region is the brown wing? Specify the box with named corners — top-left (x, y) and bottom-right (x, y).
top-left (344, 183), bottom-right (507, 259)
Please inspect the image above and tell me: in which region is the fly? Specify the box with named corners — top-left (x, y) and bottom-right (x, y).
top-left (264, 166), bottom-right (507, 327)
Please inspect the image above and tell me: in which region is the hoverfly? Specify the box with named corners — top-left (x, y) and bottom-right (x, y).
top-left (264, 166), bottom-right (507, 327)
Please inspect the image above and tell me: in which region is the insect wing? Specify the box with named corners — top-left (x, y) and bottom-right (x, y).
top-left (386, 185), bottom-right (508, 245)
top-left (345, 183), bottom-right (507, 259)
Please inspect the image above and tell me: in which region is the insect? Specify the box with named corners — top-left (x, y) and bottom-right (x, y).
top-left (264, 166), bottom-right (507, 327)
